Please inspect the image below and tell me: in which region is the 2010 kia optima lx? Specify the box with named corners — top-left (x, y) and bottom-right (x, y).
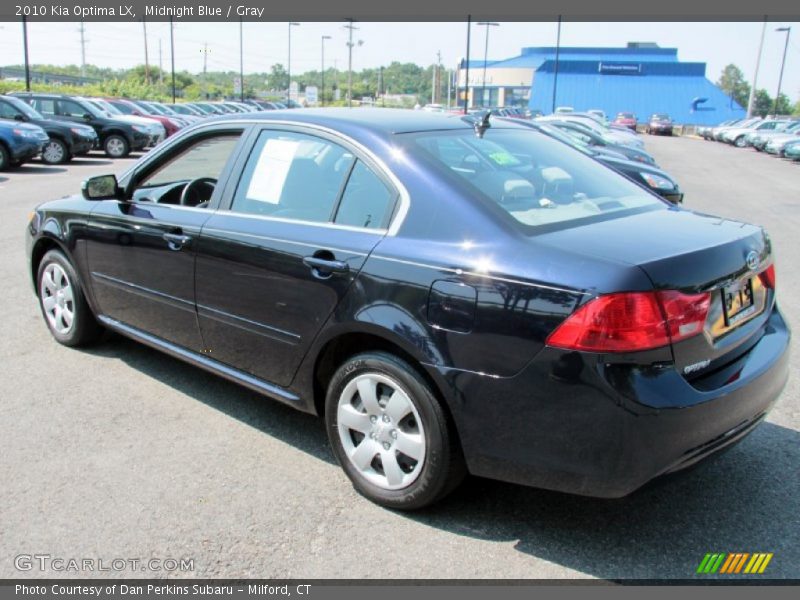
top-left (26, 109), bottom-right (790, 509)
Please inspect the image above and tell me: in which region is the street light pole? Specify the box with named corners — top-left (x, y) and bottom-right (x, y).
top-left (463, 14), bottom-right (471, 113)
top-left (477, 22), bottom-right (498, 108)
top-left (747, 18), bottom-right (767, 117)
top-left (239, 19), bottom-right (244, 102)
top-left (552, 15), bottom-right (562, 114)
top-left (287, 22), bottom-right (299, 106)
top-left (773, 26), bottom-right (792, 116)
top-left (344, 18), bottom-right (358, 108)
top-left (169, 16), bottom-right (176, 103)
top-left (21, 17), bottom-right (31, 91)
top-left (321, 35), bottom-right (331, 107)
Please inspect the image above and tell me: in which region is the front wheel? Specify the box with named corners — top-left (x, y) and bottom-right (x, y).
top-left (37, 249), bottom-right (103, 346)
top-left (104, 134), bottom-right (130, 158)
top-left (41, 138), bottom-right (70, 165)
top-left (734, 136), bottom-right (747, 148)
top-left (0, 144), bottom-right (9, 170)
top-left (325, 352), bottom-right (466, 510)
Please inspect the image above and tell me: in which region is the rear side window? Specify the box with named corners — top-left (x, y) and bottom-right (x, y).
top-left (231, 130), bottom-right (355, 224)
top-left (335, 161), bottom-right (395, 229)
top-left (33, 98), bottom-right (56, 116)
top-left (58, 100), bottom-right (87, 117)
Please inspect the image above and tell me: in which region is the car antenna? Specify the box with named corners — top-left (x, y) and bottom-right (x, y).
top-left (475, 110), bottom-right (491, 138)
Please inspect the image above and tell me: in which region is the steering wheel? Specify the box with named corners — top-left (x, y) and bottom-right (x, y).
top-left (179, 177), bottom-right (217, 207)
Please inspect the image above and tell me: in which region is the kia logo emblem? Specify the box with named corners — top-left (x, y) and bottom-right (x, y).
top-left (746, 251), bottom-right (760, 271)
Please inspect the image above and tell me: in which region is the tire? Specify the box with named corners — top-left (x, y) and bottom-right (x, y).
top-left (325, 351), bottom-right (466, 510)
top-left (37, 249), bottom-right (103, 347)
top-left (734, 136), bottom-right (747, 148)
top-left (41, 138), bottom-right (70, 165)
top-left (103, 134), bottom-right (130, 158)
top-left (0, 144), bottom-right (9, 170)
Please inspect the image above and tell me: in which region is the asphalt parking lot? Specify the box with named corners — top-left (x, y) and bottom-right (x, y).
top-left (0, 136), bottom-right (798, 580)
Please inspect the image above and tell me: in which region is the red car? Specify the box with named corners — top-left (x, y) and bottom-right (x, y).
top-left (613, 112), bottom-right (638, 131)
top-left (105, 98), bottom-right (182, 138)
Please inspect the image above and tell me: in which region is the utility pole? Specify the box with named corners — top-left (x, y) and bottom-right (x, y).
top-left (158, 39), bottom-right (164, 84)
top-left (287, 22), bottom-right (300, 105)
top-left (379, 65), bottom-right (384, 107)
top-left (21, 16), bottom-right (31, 91)
top-left (78, 20), bottom-right (87, 81)
top-left (432, 50), bottom-right (441, 104)
top-left (169, 16), bottom-right (176, 103)
top-left (239, 19), bottom-right (245, 101)
top-left (747, 18), bottom-right (767, 117)
top-left (344, 18), bottom-right (358, 107)
top-left (142, 17), bottom-right (150, 84)
top-left (321, 35), bottom-right (331, 107)
top-left (552, 15), bottom-right (562, 113)
top-left (464, 15), bottom-right (471, 113)
top-left (446, 65), bottom-right (452, 109)
top-left (201, 42), bottom-right (209, 98)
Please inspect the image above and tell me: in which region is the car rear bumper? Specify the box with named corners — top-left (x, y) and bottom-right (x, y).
top-left (435, 306), bottom-right (790, 498)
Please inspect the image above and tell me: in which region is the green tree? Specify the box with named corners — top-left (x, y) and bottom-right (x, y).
top-left (716, 64), bottom-right (750, 108)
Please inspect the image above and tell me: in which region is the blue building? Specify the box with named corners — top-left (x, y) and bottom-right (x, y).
top-left (457, 43), bottom-right (745, 125)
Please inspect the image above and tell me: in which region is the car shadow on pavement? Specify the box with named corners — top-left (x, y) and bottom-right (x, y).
top-left (81, 333), bottom-right (337, 466)
top-left (80, 334), bottom-right (798, 580)
top-left (410, 421), bottom-right (800, 580)
top-left (49, 158), bottom-right (115, 167)
top-left (12, 164), bottom-right (67, 174)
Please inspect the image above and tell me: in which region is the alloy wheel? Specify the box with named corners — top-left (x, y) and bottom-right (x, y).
top-left (337, 373), bottom-right (426, 490)
top-left (40, 263), bottom-right (75, 335)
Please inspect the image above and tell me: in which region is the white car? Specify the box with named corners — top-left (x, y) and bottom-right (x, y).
top-left (765, 132), bottom-right (800, 156)
top-left (722, 119), bottom-right (781, 147)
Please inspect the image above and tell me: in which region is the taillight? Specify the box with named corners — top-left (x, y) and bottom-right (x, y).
top-left (546, 290), bottom-right (711, 353)
top-left (759, 264), bottom-right (775, 289)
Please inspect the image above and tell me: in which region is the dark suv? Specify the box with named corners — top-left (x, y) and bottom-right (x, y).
top-left (0, 95), bottom-right (97, 164)
top-left (11, 92), bottom-right (150, 158)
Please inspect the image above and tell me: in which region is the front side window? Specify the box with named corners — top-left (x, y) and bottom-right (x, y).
top-left (231, 130), bottom-right (356, 224)
top-left (406, 128), bottom-right (664, 231)
top-left (58, 100), bottom-right (89, 118)
top-left (138, 133), bottom-right (242, 189)
top-left (0, 100), bottom-right (19, 120)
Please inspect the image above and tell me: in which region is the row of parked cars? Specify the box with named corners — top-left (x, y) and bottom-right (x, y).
top-left (698, 116), bottom-right (800, 160)
top-left (0, 92), bottom-right (296, 170)
top-left (526, 111), bottom-right (683, 203)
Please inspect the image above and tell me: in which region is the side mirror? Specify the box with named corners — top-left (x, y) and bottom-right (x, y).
top-left (82, 174), bottom-right (121, 201)
top-left (14, 113), bottom-right (28, 122)
top-left (82, 113), bottom-right (93, 121)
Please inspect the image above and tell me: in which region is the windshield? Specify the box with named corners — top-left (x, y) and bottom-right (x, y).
top-left (6, 96), bottom-right (43, 119)
top-left (109, 100), bottom-right (135, 115)
top-left (89, 99), bottom-right (121, 116)
top-left (651, 114), bottom-right (670, 121)
top-left (405, 128), bottom-right (664, 231)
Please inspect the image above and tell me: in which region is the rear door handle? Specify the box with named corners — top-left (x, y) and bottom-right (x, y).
top-left (163, 232), bottom-right (192, 250)
top-left (303, 256), bottom-right (350, 275)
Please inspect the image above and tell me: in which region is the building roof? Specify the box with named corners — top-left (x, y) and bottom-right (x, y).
top-left (463, 44), bottom-right (679, 70)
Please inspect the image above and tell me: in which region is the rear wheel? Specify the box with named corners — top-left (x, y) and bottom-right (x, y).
top-left (41, 138), bottom-right (70, 165)
top-left (325, 351), bottom-right (466, 510)
top-left (104, 134), bottom-right (130, 158)
top-left (37, 249), bottom-right (103, 346)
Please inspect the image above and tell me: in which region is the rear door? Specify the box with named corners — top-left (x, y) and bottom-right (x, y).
top-left (194, 126), bottom-right (399, 386)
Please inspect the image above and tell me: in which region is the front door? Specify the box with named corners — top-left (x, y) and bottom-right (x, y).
top-left (85, 129), bottom-right (247, 351)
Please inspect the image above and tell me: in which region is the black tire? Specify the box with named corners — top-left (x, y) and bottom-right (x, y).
top-left (0, 144), bottom-right (9, 170)
top-left (325, 351), bottom-right (466, 510)
top-left (41, 138), bottom-right (70, 165)
top-left (103, 134), bottom-right (130, 158)
top-left (36, 249), bottom-right (103, 347)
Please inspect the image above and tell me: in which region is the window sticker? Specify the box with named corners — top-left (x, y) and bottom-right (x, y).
top-left (245, 138), bottom-right (301, 204)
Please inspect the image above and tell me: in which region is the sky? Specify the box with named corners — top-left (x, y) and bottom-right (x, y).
top-left (0, 21), bottom-right (798, 100)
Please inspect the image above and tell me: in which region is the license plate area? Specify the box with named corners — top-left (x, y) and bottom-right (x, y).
top-left (722, 278), bottom-right (755, 327)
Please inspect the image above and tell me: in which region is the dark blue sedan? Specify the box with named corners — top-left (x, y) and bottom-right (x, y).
top-left (26, 109), bottom-right (789, 509)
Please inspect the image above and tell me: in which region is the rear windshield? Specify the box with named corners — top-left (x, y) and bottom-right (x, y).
top-left (404, 128), bottom-right (664, 231)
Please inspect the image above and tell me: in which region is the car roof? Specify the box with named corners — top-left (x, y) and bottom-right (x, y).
top-left (194, 107), bottom-right (519, 136)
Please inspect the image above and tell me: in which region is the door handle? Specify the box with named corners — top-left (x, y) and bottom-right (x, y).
top-left (162, 232), bottom-right (192, 251)
top-left (303, 256), bottom-right (350, 276)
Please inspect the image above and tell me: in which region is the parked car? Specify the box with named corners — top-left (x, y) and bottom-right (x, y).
top-left (784, 139), bottom-right (800, 160)
top-left (646, 113), bottom-right (673, 136)
top-left (0, 94), bottom-right (97, 164)
top-left (168, 103), bottom-right (206, 118)
top-left (721, 119), bottom-right (772, 147)
top-left (542, 119), bottom-right (657, 164)
top-left (613, 112), bottom-right (637, 130)
top-left (104, 98), bottom-right (182, 138)
top-left (748, 121), bottom-right (800, 151)
top-left (765, 133), bottom-right (800, 156)
top-left (516, 120), bottom-right (683, 204)
top-left (12, 92), bottom-right (154, 158)
top-left (587, 109), bottom-right (607, 122)
top-left (538, 114), bottom-right (644, 148)
top-left (701, 119), bottom-right (740, 140)
top-left (26, 110), bottom-right (788, 509)
top-left (84, 98), bottom-right (167, 147)
top-left (713, 117), bottom-right (760, 141)
top-left (0, 119), bottom-right (49, 169)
